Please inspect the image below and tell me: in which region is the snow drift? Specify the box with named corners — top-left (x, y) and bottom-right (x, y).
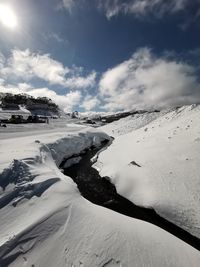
top-left (96, 105), bottom-right (200, 240)
top-left (0, 117), bottom-right (200, 266)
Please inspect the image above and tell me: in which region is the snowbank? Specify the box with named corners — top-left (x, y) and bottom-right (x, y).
top-left (100, 111), bottom-right (162, 136)
top-left (0, 118), bottom-right (200, 266)
top-left (95, 105), bottom-right (200, 239)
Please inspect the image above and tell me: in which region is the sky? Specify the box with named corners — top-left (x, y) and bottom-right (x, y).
top-left (0, 0), bottom-right (200, 112)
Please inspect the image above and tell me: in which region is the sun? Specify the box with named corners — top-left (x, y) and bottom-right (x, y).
top-left (0, 4), bottom-right (18, 29)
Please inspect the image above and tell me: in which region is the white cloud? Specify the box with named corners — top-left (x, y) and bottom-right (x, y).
top-left (0, 78), bottom-right (4, 86)
top-left (27, 88), bottom-right (82, 112)
top-left (1, 49), bottom-right (69, 85)
top-left (18, 82), bottom-right (33, 91)
top-left (81, 95), bottom-right (100, 111)
top-left (61, 0), bottom-right (75, 12)
top-left (0, 83), bottom-right (23, 95)
top-left (0, 49), bottom-right (96, 89)
top-left (65, 71), bottom-right (96, 89)
top-left (98, 0), bottom-right (190, 19)
top-left (99, 48), bottom-right (200, 111)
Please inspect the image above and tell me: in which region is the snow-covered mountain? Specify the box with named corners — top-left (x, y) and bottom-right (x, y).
top-left (0, 105), bottom-right (200, 266)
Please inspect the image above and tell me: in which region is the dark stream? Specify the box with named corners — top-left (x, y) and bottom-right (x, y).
top-left (63, 140), bottom-right (200, 251)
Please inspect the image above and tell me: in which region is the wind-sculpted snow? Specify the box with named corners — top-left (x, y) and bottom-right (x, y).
top-left (0, 119), bottom-right (200, 266)
top-left (95, 105), bottom-right (200, 240)
top-left (0, 126), bottom-right (110, 209)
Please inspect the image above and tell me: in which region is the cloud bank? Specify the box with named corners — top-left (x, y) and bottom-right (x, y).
top-left (0, 49), bottom-right (97, 112)
top-left (99, 48), bottom-right (200, 111)
top-left (1, 48), bottom-right (200, 112)
top-left (0, 49), bottom-right (96, 89)
top-left (81, 95), bottom-right (100, 111)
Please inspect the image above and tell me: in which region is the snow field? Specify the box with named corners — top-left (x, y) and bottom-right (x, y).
top-left (0, 112), bottom-right (200, 266)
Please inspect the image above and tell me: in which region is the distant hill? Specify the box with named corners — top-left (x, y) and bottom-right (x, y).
top-left (0, 93), bottom-right (60, 117)
top-left (100, 109), bottom-right (160, 123)
top-left (80, 109), bottom-right (161, 124)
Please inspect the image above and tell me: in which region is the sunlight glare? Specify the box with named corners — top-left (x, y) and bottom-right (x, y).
top-left (0, 4), bottom-right (18, 29)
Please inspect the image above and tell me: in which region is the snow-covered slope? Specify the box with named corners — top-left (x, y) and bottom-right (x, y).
top-left (95, 105), bottom-right (200, 239)
top-left (0, 116), bottom-right (200, 266)
top-left (6, 198), bottom-right (200, 267)
top-left (101, 111), bottom-right (162, 136)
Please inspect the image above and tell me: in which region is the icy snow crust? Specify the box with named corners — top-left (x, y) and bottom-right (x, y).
top-left (96, 105), bottom-right (200, 240)
top-left (0, 115), bottom-right (200, 266)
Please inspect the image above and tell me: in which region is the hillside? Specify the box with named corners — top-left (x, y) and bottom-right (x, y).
top-left (96, 104), bottom-right (200, 239)
top-left (0, 93), bottom-right (60, 118)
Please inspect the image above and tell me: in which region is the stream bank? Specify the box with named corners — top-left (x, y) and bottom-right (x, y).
top-left (62, 140), bottom-right (200, 251)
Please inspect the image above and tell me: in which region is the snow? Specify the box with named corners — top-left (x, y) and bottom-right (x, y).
top-left (100, 111), bottom-right (162, 136)
top-left (8, 199), bottom-right (200, 267)
top-left (95, 105), bottom-right (200, 239)
top-left (0, 113), bottom-right (200, 266)
top-left (0, 106), bottom-right (31, 120)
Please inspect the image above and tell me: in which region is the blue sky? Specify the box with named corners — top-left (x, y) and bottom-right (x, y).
top-left (0, 0), bottom-right (200, 112)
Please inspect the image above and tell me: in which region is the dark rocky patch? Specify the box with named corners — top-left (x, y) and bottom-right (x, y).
top-left (129, 161), bottom-right (141, 167)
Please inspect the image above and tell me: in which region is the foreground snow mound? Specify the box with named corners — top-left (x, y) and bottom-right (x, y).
top-left (95, 105), bottom-right (200, 239)
top-left (0, 126), bottom-right (109, 209)
top-left (4, 199), bottom-right (200, 267)
top-left (0, 120), bottom-right (200, 266)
